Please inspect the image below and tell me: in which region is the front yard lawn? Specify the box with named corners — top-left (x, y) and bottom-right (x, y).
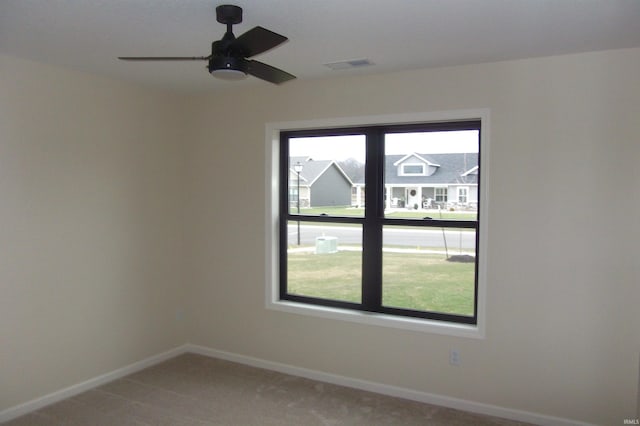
top-left (287, 250), bottom-right (474, 316)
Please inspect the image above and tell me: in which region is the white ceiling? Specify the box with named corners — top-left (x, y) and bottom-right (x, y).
top-left (1, 0), bottom-right (639, 92)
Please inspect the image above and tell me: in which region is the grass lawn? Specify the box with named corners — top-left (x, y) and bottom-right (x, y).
top-left (287, 250), bottom-right (475, 316)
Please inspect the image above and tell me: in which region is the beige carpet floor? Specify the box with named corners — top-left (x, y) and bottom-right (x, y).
top-left (4, 353), bottom-right (533, 425)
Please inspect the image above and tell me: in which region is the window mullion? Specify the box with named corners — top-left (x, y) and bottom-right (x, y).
top-left (361, 129), bottom-right (384, 311)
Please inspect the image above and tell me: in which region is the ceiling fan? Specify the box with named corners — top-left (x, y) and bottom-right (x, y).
top-left (118, 4), bottom-right (295, 85)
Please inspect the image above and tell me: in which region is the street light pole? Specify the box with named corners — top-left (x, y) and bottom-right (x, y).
top-left (293, 162), bottom-right (303, 246)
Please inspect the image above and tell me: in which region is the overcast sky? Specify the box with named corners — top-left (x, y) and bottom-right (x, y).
top-left (289, 130), bottom-right (479, 163)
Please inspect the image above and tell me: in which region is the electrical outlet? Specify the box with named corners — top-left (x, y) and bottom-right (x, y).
top-left (449, 349), bottom-right (461, 366)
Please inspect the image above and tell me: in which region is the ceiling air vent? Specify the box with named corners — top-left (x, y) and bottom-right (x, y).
top-left (324, 58), bottom-right (374, 70)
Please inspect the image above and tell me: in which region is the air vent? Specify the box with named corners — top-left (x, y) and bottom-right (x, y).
top-left (324, 58), bottom-right (374, 70)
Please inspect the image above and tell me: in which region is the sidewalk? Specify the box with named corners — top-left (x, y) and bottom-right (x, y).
top-left (288, 245), bottom-right (475, 256)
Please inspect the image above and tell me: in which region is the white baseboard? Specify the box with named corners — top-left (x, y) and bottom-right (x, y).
top-left (2, 343), bottom-right (592, 426)
top-left (0, 344), bottom-right (189, 422)
top-left (186, 344), bottom-right (593, 426)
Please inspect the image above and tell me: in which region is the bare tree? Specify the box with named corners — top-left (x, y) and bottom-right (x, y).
top-left (338, 157), bottom-right (365, 182)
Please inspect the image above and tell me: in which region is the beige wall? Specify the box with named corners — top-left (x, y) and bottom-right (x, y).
top-left (0, 55), bottom-right (189, 409)
top-left (185, 48), bottom-right (640, 425)
top-left (1, 48), bottom-right (639, 424)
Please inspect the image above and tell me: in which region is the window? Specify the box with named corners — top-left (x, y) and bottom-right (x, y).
top-left (435, 187), bottom-right (448, 203)
top-left (458, 187), bottom-right (468, 204)
top-left (288, 187), bottom-right (298, 203)
top-left (401, 164), bottom-right (425, 175)
top-left (278, 120), bottom-right (481, 327)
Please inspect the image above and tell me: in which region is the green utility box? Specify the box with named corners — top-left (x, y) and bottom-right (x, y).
top-left (315, 236), bottom-right (338, 254)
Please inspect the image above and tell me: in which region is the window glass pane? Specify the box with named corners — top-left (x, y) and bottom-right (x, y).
top-left (384, 130), bottom-right (479, 220)
top-left (382, 225), bottom-right (476, 316)
top-left (288, 135), bottom-right (365, 217)
top-left (403, 164), bottom-right (424, 174)
top-left (287, 220), bottom-right (362, 303)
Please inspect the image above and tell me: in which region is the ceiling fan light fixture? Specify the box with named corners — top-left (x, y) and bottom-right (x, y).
top-left (210, 68), bottom-right (248, 80)
top-left (208, 56), bottom-right (248, 80)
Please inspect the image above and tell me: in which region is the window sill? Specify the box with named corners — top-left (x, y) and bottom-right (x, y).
top-left (267, 299), bottom-right (484, 339)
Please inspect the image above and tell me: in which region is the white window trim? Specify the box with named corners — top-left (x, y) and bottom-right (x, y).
top-left (265, 109), bottom-right (490, 339)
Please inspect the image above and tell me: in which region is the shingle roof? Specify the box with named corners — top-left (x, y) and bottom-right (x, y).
top-left (292, 153), bottom-right (477, 186)
top-left (290, 157), bottom-right (353, 186)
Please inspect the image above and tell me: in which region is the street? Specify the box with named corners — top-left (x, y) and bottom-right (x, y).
top-left (287, 224), bottom-right (476, 249)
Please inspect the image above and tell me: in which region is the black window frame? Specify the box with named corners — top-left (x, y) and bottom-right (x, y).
top-left (279, 120), bottom-right (481, 325)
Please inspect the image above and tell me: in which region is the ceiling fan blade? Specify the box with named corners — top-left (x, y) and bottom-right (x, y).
top-left (247, 60), bottom-right (296, 84)
top-left (118, 56), bottom-right (209, 61)
top-left (232, 26), bottom-right (288, 57)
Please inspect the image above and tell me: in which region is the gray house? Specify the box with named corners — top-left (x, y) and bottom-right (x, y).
top-left (351, 153), bottom-right (478, 209)
top-left (289, 157), bottom-right (353, 208)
